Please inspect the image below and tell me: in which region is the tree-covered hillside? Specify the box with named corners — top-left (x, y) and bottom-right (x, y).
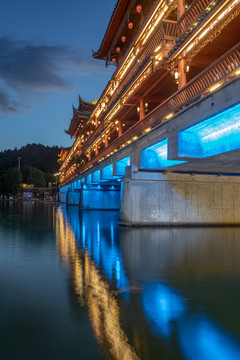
top-left (0, 144), bottom-right (60, 175)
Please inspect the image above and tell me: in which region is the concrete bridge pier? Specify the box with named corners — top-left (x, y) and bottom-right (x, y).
top-left (68, 190), bottom-right (81, 206)
top-left (59, 190), bottom-right (68, 204)
top-left (60, 183), bottom-right (121, 209)
top-left (80, 184), bottom-right (121, 210)
top-left (120, 165), bottom-right (240, 226)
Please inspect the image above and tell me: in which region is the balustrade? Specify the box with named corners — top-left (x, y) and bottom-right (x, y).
top-left (178, 0), bottom-right (214, 36)
top-left (61, 42), bottom-right (240, 185)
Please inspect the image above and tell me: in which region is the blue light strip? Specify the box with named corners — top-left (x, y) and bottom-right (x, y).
top-left (141, 138), bottom-right (186, 169)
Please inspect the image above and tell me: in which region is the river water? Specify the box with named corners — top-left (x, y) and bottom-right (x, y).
top-left (1, 201), bottom-right (240, 359)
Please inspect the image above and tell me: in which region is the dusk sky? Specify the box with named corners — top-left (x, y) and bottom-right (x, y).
top-left (0, 0), bottom-right (115, 151)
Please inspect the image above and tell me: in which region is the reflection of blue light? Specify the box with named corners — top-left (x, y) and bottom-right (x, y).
top-left (141, 138), bottom-right (186, 169)
top-left (82, 223), bottom-right (86, 249)
top-left (63, 208), bottom-right (129, 292)
top-left (97, 222), bottom-right (100, 243)
top-left (83, 184), bottom-right (87, 189)
top-left (142, 284), bottom-right (186, 338)
top-left (111, 223), bottom-right (114, 245)
top-left (116, 156), bottom-right (130, 176)
top-left (116, 258), bottom-right (120, 281)
top-left (179, 103), bottom-right (240, 158)
top-left (178, 314), bottom-right (240, 360)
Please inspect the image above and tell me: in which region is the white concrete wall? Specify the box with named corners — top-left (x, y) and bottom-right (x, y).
top-left (120, 170), bottom-right (240, 226)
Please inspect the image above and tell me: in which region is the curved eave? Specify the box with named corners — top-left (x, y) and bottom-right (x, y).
top-left (93, 0), bottom-right (131, 60)
top-left (59, 147), bottom-right (71, 161)
top-left (65, 108), bottom-right (93, 137)
top-left (78, 96), bottom-right (96, 112)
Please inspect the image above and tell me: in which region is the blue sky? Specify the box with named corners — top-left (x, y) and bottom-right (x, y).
top-left (0, 0), bottom-right (115, 150)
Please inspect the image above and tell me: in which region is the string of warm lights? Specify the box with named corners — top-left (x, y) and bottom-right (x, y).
top-left (61, 0), bottom-right (177, 175)
top-left (60, 0), bottom-right (240, 185)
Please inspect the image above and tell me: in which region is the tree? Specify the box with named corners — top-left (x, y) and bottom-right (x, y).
top-left (44, 172), bottom-right (55, 186)
top-left (5, 167), bottom-right (22, 194)
top-left (0, 174), bottom-right (8, 194)
top-left (21, 165), bottom-right (30, 183)
top-left (0, 144), bottom-right (60, 174)
top-left (27, 168), bottom-right (46, 187)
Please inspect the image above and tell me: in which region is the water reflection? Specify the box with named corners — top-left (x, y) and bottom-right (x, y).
top-left (56, 206), bottom-right (240, 359)
top-left (55, 207), bottom-right (139, 360)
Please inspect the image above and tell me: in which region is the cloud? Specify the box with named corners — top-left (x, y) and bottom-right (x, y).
top-left (0, 89), bottom-right (17, 113)
top-left (0, 37), bottom-right (108, 115)
top-left (0, 37), bottom-right (71, 90)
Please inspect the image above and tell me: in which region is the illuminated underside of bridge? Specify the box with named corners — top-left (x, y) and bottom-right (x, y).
top-left (59, 0), bottom-right (240, 225)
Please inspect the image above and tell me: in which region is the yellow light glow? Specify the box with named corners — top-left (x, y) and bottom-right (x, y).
top-left (154, 45), bottom-right (161, 53)
top-left (144, 127), bottom-right (151, 133)
top-left (165, 112), bottom-right (174, 119)
top-left (156, 53), bottom-right (162, 61)
top-left (208, 82), bottom-right (223, 92)
top-left (142, 3), bottom-right (168, 45)
top-left (183, 0), bottom-right (240, 58)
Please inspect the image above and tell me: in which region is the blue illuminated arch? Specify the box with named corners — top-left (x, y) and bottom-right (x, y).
top-left (102, 164), bottom-right (114, 179)
top-left (178, 103), bottom-right (240, 158)
top-left (141, 138), bottom-right (186, 169)
top-left (116, 156), bottom-right (130, 176)
top-left (92, 170), bottom-right (101, 182)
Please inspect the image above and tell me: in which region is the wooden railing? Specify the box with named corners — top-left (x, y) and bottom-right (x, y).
top-left (106, 20), bottom-right (179, 110)
top-left (169, 43), bottom-right (240, 110)
top-left (61, 43), bottom-right (240, 185)
top-left (178, 0), bottom-right (214, 36)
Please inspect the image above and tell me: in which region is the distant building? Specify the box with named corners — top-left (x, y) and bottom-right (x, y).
top-left (23, 192), bottom-right (34, 200)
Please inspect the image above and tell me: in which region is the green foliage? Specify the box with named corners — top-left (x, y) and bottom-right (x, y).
top-left (44, 172), bottom-right (55, 186)
top-left (0, 174), bottom-right (8, 194)
top-left (0, 143), bottom-right (60, 176)
top-left (21, 165), bottom-right (30, 183)
top-left (27, 168), bottom-right (46, 187)
top-left (3, 168), bottom-right (23, 194)
top-left (0, 144), bottom-right (61, 194)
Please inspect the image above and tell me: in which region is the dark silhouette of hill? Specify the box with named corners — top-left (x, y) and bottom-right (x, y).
top-left (0, 144), bottom-right (60, 175)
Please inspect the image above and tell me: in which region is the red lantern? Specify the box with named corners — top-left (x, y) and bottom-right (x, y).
top-left (128, 22), bottom-right (133, 29)
top-left (121, 35), bottom-right (126, 43)
top-left (112, 58), bottom-right (117, 63)
top-left (136, 5), bottom-right (142, 12)
top-left (116, 47), bottom-right (121, 53)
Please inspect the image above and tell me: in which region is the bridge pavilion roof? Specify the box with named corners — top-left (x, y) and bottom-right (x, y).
top-left (58, 147), bottom-right (71, 163)
top-left (65, 97), bottom-right (95, 138)
top-left (93, 0), bottom-right (155, 64)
